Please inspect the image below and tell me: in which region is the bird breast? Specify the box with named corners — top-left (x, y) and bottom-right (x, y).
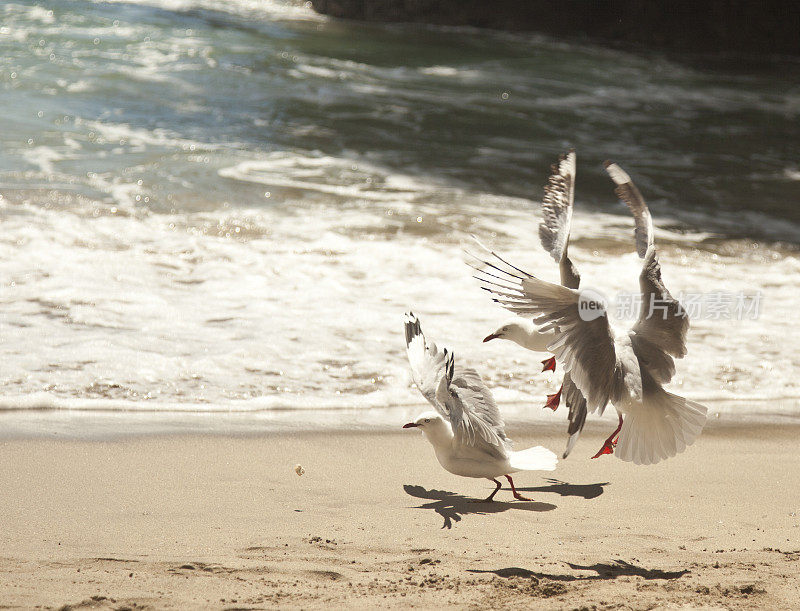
top-left (432, 441), bottom-right (512, 479)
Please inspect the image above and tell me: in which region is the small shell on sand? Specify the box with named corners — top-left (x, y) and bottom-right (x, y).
top-left (294, 464), bottom-right (305, 476)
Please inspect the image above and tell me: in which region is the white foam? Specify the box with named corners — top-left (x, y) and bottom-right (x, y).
top-left (65, 80), bottom-right (93, 93)
top-left (417, 66), bottom-right (480, 79)
top-left (22, 146), bottom-right (63, 175)
top-left (83, 119), bottom-right (224, 151)
top-left (13, 4), bottom-right (55, 25)
top-left (89, 0), bottom-right (324, 22)
top-left (218, 153), bottom-right (430, 202)
top-left (0, 194), bottom-right (797, 426)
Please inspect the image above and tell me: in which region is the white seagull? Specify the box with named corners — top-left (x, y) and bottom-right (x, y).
top-left (469, 162), bottom-right (708, 465)
top-left (402, 313), bottom-right (557, 502)
top-left (481, 150), bottom-right (589, 458)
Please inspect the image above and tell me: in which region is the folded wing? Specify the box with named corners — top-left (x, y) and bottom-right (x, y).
top-left (561, 374), bottom-right (587, 458)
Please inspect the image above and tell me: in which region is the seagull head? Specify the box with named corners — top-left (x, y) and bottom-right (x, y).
top-left (402, 411), bottom-right (446, 432)
top-left (483, 319), bottom-right (535, 345)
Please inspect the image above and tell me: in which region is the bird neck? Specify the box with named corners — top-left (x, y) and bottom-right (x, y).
top-left (422, 423), bottom-right (454, 450)
top-left (516, 325), bottom-right (551, 352)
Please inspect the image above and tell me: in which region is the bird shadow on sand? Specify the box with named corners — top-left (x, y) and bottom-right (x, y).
top-left (403, 484), bottom-right (557, 529)
top-left (514, 478), bottom-right (609, 500)
top-left (468, 560), bottom-right (688, 581)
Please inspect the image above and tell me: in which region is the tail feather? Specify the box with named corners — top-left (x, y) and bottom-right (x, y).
top-left (616, 390), bottom-right (707, 465)
top-left (509, 445), bottom-right (558, 471)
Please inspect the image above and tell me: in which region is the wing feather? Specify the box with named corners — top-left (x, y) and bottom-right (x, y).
top-left (561, 373), bottom-right (587, 458)
top-left (603, 161), bottom-right (653, 258)
top-left (538, 150), bottom-right (581, 289)
top-left (539, 150), bottom-right (575, 265)
top-left (467, 242), bottom-right (622, 414)
top-left (537, 151), bottom-right (587, 450)
top-left (404, 313), bottom-right (510, 457)
top-left (604, 162), bottom-right (689, 371)
top-left (404, 312), bottom-right (447, 415)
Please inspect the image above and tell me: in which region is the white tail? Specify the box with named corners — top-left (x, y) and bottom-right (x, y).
top-left (615, 389), bottom-right (707, 465)
top-left (509, 446), bottom-right (558, 471)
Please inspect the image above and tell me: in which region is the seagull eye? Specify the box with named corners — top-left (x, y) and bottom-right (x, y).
top-left (424, 418), bottom-right (430, 423)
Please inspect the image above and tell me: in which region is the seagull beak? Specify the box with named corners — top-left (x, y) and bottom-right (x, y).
top-left (402, 422), bottom-right (418, 429)
top-left (483, 333), bottom-right (499, 343)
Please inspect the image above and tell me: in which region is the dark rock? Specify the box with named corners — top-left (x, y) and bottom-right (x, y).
top-left (310, 0), bottom-right (800, 56)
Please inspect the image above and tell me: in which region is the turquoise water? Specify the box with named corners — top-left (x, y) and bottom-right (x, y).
top-left (3, 1), bottom-right (800, 228)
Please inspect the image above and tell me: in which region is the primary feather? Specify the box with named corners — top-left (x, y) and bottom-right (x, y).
top-left (404, 312), bottom-right (511, 458)
top-left (539, 150), bottom-right (581, 290)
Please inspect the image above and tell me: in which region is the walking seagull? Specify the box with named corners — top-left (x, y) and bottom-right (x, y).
top-left (402, 313), bottom-right (557, 502)
top-left (468, 162), bottom-right (708, 465)
top-left (481, 150), bottom-right (588, 458)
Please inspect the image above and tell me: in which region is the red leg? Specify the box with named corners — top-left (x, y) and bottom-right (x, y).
top-left (484, 478), bottom-right (502, 502)
top-left (541, 356), bottom-right (556, 373)
top-left (611, 413), bottom-right (623, 445)
top-left (544, 385), bottom-right (562, 411)
top-left (470, 478), bottom-right (503, 503)
top-left (591, 413), bottom-right (624, 459)
top-left (505, 475), bottom-right (531, 501)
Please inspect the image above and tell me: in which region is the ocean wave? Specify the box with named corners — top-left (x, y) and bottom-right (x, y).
top-left (88, 0), bottom-right (323, 22)
top-left (0, 195), bottom-right (797, 421)
top-left (218, 153), bottom-right (434, 203)
top-left (1, 0), bottom-right (798, 434)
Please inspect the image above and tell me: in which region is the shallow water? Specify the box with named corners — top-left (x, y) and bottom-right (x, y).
top-left (1, 0), bottom-right (799, 434)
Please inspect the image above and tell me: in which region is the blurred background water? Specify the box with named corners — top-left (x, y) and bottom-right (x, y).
top-left (1, 0), bottom-right (799, 436)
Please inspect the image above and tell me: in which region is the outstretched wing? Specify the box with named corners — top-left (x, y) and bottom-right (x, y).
top-left (604, 161), bottom-right (653, 258)
top-left (404, 312), bottom-right (447, 413)
top-left (539, 150), bottom-right (581, 289)
top-left (404, 312), bottom-right (510, 457)
top-left (539, 151), bottom-right (586, 452)
top-left (604, 162), bottom-right (689, 383)
top-left (467, 242), bottom-right (623, 414)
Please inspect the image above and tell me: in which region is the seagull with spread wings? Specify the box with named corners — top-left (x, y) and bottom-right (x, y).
top-left (402, 312), bottom-right (557, 502)
top-left (469, 162), bottom-right (707, 465)
top-left (481, 150), bottom-right (589, 458)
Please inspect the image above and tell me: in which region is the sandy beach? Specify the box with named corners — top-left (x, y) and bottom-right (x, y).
top-left (1, 420), bottom-right (798, 609)
top-left (2, 1), bottom-right (799, 609)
